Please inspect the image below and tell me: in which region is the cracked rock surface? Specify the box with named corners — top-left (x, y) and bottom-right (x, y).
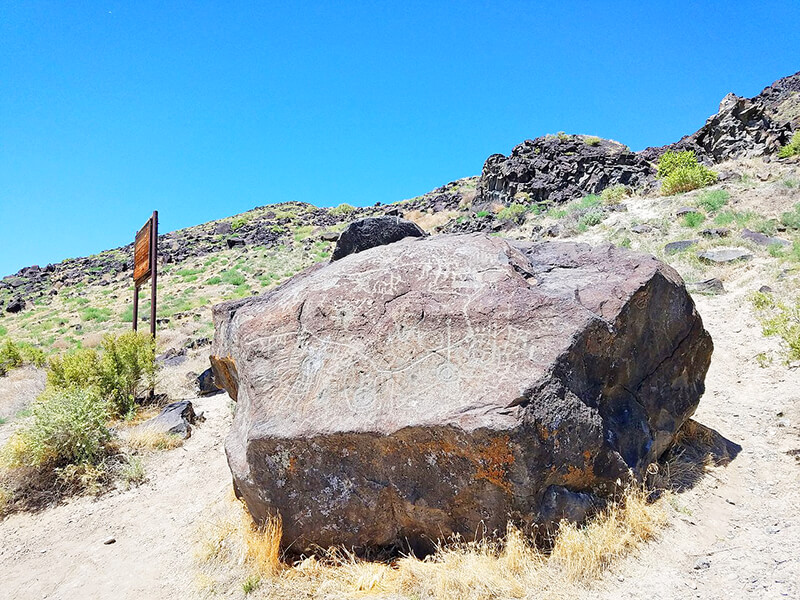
top-left (211, 234), bottom-right (713, 552)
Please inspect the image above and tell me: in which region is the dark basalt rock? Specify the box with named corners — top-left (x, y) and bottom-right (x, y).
top-left (135, 400), bottom-right (198, 439)
top-left (665, 239), bottom-right (699, 253)
top-left (212, 234), bottom-right (712, 552)
top-left (196, 367), bottom-right (222, 396)
top-left (639, 73), bottom-right (798, 164)
top-left (741, 228), bottom-right (791, 247)
top-left (476, 135), bottom-right (655, 207)
top-left (331, 216), bottom-right (426, 261)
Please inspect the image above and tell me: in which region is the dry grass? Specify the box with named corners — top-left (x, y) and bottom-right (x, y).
top-left (194, 487), bottom-right (670, 599)
top-left (125, 428), bottom-right (184, 452)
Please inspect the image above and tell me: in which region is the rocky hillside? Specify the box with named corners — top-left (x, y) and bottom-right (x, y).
top-left (0, 71), bottom-right (798, 357)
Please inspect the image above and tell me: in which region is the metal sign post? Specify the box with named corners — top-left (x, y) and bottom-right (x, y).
top-left (132, 211), bottom-right (158, 338)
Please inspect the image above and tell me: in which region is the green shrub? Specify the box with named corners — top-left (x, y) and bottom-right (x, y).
top-left (781, 203), bottom-right (800, 230)
top-left (696, 189), bottom-right (730, 213)
top-left (575, 195), bottom-right (602, 210)
top-left (97, 332), bottom-right (157, 416)
top-left (657, 151), bottom-right (717, 195)
top-left (0, 325), bottom-right (7, 337)
top-left (497, 203), bottom-right (529, 224)
top-left (81, 307), bottom-right (112, 323)
top-left (600, 185), bottom-right (630, 205)
top-left (47, 332), bottom-right (155, 417)
top-left (220, 270), bottom-right (246, 286)
top-left (206, 276), bottom-right (222, 285)
top-left (750, 292), bottom-right (800, 361)
top-left (2, 388), bottom-right (110, 469)
top-left (584, 136), bottom-right (601, 146)
top-left (778, 131), bottom-right (800, 158)
top-left (682, 212), bottom-right (706, 228)
top-left (0, 340), bottom-right (22, 376)
top-left (578, 211), bottom-right (605, 231)
top-left (231, 216), bottom-right (250, 231)
top-left (476, 210), bottom-right (491, 218)
top-left (329, 203), bottom-right (356, 217)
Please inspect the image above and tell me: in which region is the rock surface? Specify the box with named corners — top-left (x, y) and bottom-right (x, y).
top-left (331, 216), bottom-right (425, 261)
top-left (476, 135), bottom-right (654, 207)
top-left (698, 248), bottom-right (753, 264)
top-left (135, 400), bottom-right (198, 439)
top-left (211, 234), bottom-right (712, 552)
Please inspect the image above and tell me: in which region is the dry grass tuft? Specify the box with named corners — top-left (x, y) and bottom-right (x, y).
top-left (243, 510), bottom-right (282, 578)
top-left (125, 428), bottom-right (184, 452)
top-left (195, 487), bottom-right (670, 599)
top-left (549, 488), bottom-right (667, 582)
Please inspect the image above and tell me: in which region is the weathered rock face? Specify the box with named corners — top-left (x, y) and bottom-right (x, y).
top-left (212, 234), bottom-right (712, 553)
top-left (331, 216), bottom-right (425, 261)
top-left (639, 94), bottom-right (793, 164)
top-left (475, 135), bottom-right (655, 207)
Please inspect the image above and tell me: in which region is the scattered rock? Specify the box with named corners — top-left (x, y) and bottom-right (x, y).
top-left (319, 231), bottom-right (340, 242)
top-left (156, 347), bottom-right (188, 367)
top-left (226, 238), bottom-right (246, 249)
top-left (212, 234), bottom-right (712, 552)
top-left (687, 279), bottom-right (725, 295)
top-left (694, 558), bottom-right (711, 570)
top-left (700, 228), bottom-right (730, 238)
top-left (135, 400), bottom-right (197, 439)
top-left (676, 207), bottom-right (696, 217)
top-left (758, 285), bottom-right (774, 293)
top-left (698, 248), bottom-right (753, 264)
top-left (741, 228), bottom-right (791, 247)
top-left (665, 239), bottom-right (699, 253)
top-left (5, 297), bottom-right (25, 313)
top-left (214, 222), bottom-right (233, 235)
top-left (103, 537), bottom-right (116, 545)
top-left (630, 224), bottom-right (654, 234)
top-left (331, 216), bottom-right (425, 261)
top-left (196, 368), bottom-right (222, 396)
top-left (184, 337), bottom-right (211, 350)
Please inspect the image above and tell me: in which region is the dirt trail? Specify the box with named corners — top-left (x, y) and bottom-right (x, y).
top-left (0, 281), bottom-right (798, 599)
top-left (0, 390), bottom-right (233, 600)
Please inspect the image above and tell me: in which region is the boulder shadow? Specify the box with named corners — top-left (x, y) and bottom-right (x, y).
top-left (650, 418), bottom-right (742, 493)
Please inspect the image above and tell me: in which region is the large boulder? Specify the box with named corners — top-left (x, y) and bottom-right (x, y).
top-left (330, 216), bottom-right (425, 261)
top-left (211, 234), bottom-right (712, 553)
top-left (475, 135), bottom-right (655, 207)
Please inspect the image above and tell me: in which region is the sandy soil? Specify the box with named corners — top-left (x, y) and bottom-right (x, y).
top-left (0, 273), bottom-right (798, 599)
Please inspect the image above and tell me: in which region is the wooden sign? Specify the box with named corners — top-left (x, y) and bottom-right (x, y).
top-left (132, 211), bottom-right (158, 339)
top-left (134, 219), bottom-right (153, 285)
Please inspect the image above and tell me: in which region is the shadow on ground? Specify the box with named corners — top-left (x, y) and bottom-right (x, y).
top-left (651, 419), bottom-right (742, 493)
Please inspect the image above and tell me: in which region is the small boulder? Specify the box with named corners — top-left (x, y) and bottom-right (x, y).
top-left (741, 228), bottom-right (791, 247)
top-left (630, 224), bottom-right (654, 234)
top-left (214, 222), bottom-right (233, 235)
top-left (331, 217), bottom-right (425, 261)
top-left (156, 347), bottom-right (188, 367)
top-left (226, 238), bottom-right (246, 249)
top-left (698, 248), bottom-right (753, 263)
top-left (136, 400), bottom-right (197, 439)
top-left (319, 231), bottom-right (340, 242)
top-left (5, 297), bottom-right (25, 313)
top-left (197, 367), bottom-right (222, 396)
top-left (665, 239), bottom-right (699, 253)
top-left (700, 228), bottom-right (730, 238)
top-left (687, 279), bottom-right (726, 295)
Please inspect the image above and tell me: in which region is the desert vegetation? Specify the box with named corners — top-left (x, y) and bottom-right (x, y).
top-left (657, 150), bottom-right (718, 195)
top-left (0, 331), bottom-right (157, 515)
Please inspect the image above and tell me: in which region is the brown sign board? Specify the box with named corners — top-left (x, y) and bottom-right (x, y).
top-left (134, 219), bottom-right (153, 285)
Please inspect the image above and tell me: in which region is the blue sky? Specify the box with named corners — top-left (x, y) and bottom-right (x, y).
top-left (1, 1), bottom-right (799, 277)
